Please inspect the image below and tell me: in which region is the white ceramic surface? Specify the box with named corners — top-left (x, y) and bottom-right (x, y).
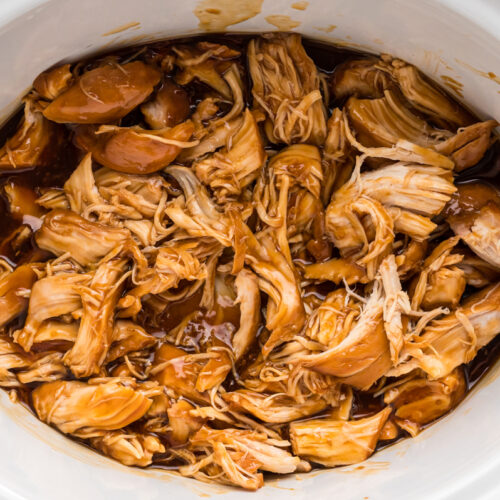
top-left (0, 0), bottom-right (499, 499)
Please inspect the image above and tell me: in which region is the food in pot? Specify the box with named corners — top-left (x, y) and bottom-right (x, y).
top-left (0, 33), bottom-right (498, 490)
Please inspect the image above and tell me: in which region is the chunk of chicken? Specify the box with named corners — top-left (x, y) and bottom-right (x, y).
top-left (173, 42), bottom-right (240, 99)
top-left (0, 264), bottom-right (37, 328)
top-left (90, 430), bottom-right (165, 466)
top-left (253, 142), bottom-right (326, 263)
top-left (346, 90), bottom-right (449, 149)
top-left (304, 258), bottom-right (367, 285)
top-left (331, 58), bottom-right (393, 100)
top-left (290, 406), bottom-right (391, 466)
top-left (434, 120), bottom-right (498, 171)
top-left (389, 59), bottom-right (474, 128)
top-left (396, 282), bottom-right (500, 379)
top-left (43, 61), bottom-right (161, 123)
top-left (245, 229), bottom-right (306, 356)
top-left (332, 56), bottom-right (474, 129)
top-left (36, 210), bottom-right (130, 266)
top-left (180, 426), bottom-right (303, 490)
top-left (223, 390), bottom-right (327, 423)
top-left (178, 114), bottom-right (244, 163)
top-left (167, 400), bottom-right (204, 445)
top-left (33, 64), bottom-right (73, 100)
top-left (248, 34), bottom-right (327, 145)
top-left (106, 320), bottom-right (156, 363)
top-left (0, 96), bottom-right (61, 170)
top-left (30, 320), bottom-right (79, 345)
top-left (378, 254), bottom-right (412, 362)
top-left (62, 153), bottom-right (105, 216)
top-left (232, 268), bottom-right (260, 360)
top-left (94, 166), bottom-right (167, 221)
top-left (305, 288), bottom-right (362, 347)
top-left (15, 272), bottom-right (92, 351)
top-left (457, 251), bottom-right (500, 287)
top-left (302, 282), bottom-right (391, 390)
top-left (118, 240), bottom-right (208, 317)
top-left (346, 90), bottom-right (494, 170)
top-left (63, 258), bottom-right (128, 377)
top-left (395, 239), bottom-right (428, 280)
top-left (195, 109), bottom-right (266, 202)
top-left (152, 343), bottom-right (208, 404)
top-left (32, 378), bottom-right (157, 436)
top-left (450, 202), bottom-right (500, 270)
top-left (446, 182), bottom-right (500, 270)
top-left (2, 182), bottom-right (43, 235)
top-left (141, 79), bottom-right (190, 129)
top-left (325, 162), bottom-right (456, 275)
top-left (268, 144), bottom-right (323, 199)
top-left (75, 121), bottom-right (196, 175)
top-left (17, 352), bottom-right (67, 384)
top-left (410, 237), bottom-right (466, 310)
top-left (165, 166), bottom-right (234, 246)
top-left (0, 335), bottom-right (32, 387)
top-left (322, 108), bottom-right (355, 203)
top-left (384, 368), bottom-right (466, 436)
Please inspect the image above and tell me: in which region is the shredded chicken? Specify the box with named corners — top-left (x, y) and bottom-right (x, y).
top-left (0, 96), bottom-right (61, 170)
top-left (248, 33), bottom-right (327, 145)
top-left (290, 407), bottom-right (391, 466)
top-left (0, 33), bottom-right (499, 491)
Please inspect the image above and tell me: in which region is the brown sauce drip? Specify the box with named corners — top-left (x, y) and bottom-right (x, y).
top-left (0, 33), bottom-right (499, 471)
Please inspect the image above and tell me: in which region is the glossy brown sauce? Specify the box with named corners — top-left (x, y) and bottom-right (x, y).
top-left (0, 33), bottom-right (499, 464)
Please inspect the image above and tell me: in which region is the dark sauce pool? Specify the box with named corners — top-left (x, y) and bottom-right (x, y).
top-left (0, 33), bottom-right (499, 467)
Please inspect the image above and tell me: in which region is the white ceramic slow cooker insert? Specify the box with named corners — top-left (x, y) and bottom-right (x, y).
top-left (0, 1), bottom-right (499, 499)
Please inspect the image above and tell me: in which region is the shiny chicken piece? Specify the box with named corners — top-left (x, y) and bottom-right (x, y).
top-left (331, 58), bottom-right (394, 100)
top-left (36, 209), bottom-right (130, 266)
top-left (90, 430), bottom-right (164, 466)
top-left (410, 236), bottom-right (466, 310)
top-left (248, 33), bottom-right (327, 145)
top-left (389, 59), bottom-right (474, 128)
top-left (0, 335), bottom-right (33, 387)
top-left (14, 272), bottom-right (92, 351)
top-left (290, 407), bottom-right (392, 466)
top-left (33, 63), bottom-right (73, 100)
top-left (32, 378), bottom-right (157, 436)
top-left (384, 368), bottom-right (466, 436)
top-left (325, 162), bottom-right (456, 278)
top-left (0, 96), bottom-right (61, 170)
top-left (195, 109), bottom-right (266, 202)
top-left (75, 120), bottom-right (195, 174)
top-left (397, 283), bottom-right (500, 379)
top-left (0, 264), bottom-right (37, 328)
top-left (302, 282), bottom-right (391, 390)
top-left (141, 79), bottom-right (191, 129)
top-left (43, 61), bottom-right (161, 123)
top-left (106, 320), bottom-right (156, 363)
top-left (223, 390), bottom-right (327, 423)
top-left (446, 182), bottom-right (500, 269)
top-left (173, 42), bottom-right (240, 99)
top-left (180, 426), bottom-right (303, 490)
top-left (63, 258), bottom-right (128, 377)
